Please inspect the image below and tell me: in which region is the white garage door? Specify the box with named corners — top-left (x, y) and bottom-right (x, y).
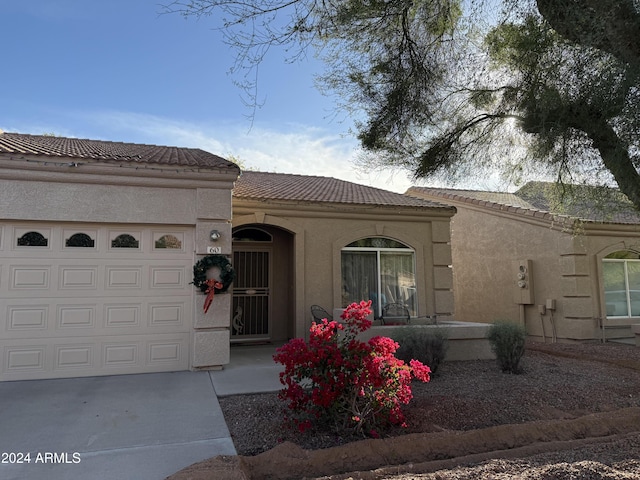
top-left (0, 223), bottom-right (194, 381)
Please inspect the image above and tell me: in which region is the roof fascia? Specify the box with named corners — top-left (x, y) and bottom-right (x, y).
top-left (581, 221), bottom-right (640, 237)
top-left (0, 156), bottom-right (239, 189)
top-left (413, 192), bottom-right (576, 231)
top-left (232, 197), bottom-right (456, 220)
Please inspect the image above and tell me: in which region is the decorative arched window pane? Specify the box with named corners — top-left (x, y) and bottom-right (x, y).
top-left (66, 233), bottom-right (95, 248)
top-left (346, 238), bottom-right (409, 249)
top-left (17, 231), bottom-right (48, 247)
top-left (603, 250), bottom-right (640, 317)
top-left (606, 251), bottom-right (640, 260)
top-left (232, 228), bottom-right (273, 242)
top-left (155, 234), bottom-right (182, 249)
top-left (342, 237), bottom-right (416, 317)
top-left (111, 234), bottom-right (139, 248)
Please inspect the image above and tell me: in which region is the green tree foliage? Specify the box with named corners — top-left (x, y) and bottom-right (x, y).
top-left (164, 0), bottom-right (640, 209)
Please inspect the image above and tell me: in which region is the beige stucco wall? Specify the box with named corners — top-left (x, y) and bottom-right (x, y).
top-left (447, 205), bottom-right (566, 324)
top-left (413, 195), bottom-right (640, 342)
top-left (233, 200), bottom-right (455, 340)
top-left (0, 179), bottom-right (198, 224)
top-left (1, 158), bottom-right (238, 370)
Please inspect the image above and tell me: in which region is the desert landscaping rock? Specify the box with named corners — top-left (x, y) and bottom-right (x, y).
top-left (167, 342), bottom-right (640, 479)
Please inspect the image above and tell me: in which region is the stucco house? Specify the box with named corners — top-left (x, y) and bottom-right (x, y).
top-left (0, 132), bottom-right (456, 381)
top-left (407, 182), bottom-right (640, 344)
top-left (231, 171), bottom-right (456, 344)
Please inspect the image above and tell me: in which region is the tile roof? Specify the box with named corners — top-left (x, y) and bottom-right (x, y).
top-left (0, 132), bottom-right (240, 172)
top-left (516, 181), bottom-right (640, 224)
top-left (407, 182), bottom-right (640, 225)
top-left (234, 171), bottom-right (452, 209)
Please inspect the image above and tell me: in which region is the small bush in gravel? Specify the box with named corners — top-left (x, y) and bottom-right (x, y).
top-left (273, 300), bottom-right (431, 437)
top-left (487, 321), bottom-right (526, 373)
top-left (394, 327), bottom-right (449, 375)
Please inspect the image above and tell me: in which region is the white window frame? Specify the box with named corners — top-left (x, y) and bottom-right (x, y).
top-left (603, 258), bottom-right (640, 318)
top-left (341, 238), bottom-right (417, 318)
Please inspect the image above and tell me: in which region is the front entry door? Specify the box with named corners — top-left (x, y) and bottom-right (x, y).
top-left (231, 249), bottom-right (271, 341)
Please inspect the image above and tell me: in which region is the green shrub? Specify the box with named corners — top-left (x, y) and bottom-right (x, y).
top-left (394, 327), bottom-right (449, 375)
top-left (487, 321), bottom-right (526, 373)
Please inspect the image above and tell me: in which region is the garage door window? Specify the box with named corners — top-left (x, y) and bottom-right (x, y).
top-left (155, 234), bottom-right (182, 249)
top-left (66, 233), bottom-right (95, 248)
top-left (17, 231), bottom-right (48, 247)
top-left (111, 234), bottom-right (139, 249)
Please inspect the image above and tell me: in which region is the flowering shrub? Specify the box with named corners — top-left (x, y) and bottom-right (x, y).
top-left (273, 300), bottom-right (431, 436)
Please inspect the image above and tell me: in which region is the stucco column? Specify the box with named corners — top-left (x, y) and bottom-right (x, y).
top-left (558, 234), bottom-right (595, 340)
top-left (191, 188), bottom-right (234, 369)
top-left (432, 221), bottom-right (454, 318)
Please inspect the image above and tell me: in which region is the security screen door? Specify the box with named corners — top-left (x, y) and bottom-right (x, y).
top-left (231, 249), bottom-right (271, 340)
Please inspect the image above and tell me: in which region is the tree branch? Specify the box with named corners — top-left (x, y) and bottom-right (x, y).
top-left (536, 0), bottom-right (640, 70)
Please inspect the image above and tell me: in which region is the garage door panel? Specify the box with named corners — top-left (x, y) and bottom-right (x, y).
top-left (59, 266), bottom-right (98, 289)
top-left (10, 265), bottom-right (51, 289)
top-left (106, 266), bottom-right (143, 289)
top-left (6, 304), bottom-right (49, 331)
top-left (150, 266), bottom-right (187, 288)
top-left (103, 342), bottom-right (139, 367)
top-left (3, 262), bottom-right (191, 297)
top-left (2, 297), bottom-right (191, 339)
top-left (55, 344), bottom-right (94, 369)
top-left (104, 303), bottom-right (141, 327)
top-left (1, 334), bottom-right (189, 380)
top-left (58, 304), bottom-right (96, 329)
top-left (149, 302), bottom-right (184, 326)
top-left (4, 344), bottom-right (46, 373)
top-left (147, 339), bottom-right (184, 365)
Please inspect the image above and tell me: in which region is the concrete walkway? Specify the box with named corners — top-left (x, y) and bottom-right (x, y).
top-left (0, 345), bottom-right (282, 480)
top-left (209, 343), bottom-right (283, 396)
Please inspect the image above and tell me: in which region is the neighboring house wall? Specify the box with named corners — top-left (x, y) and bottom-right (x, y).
top-left (232, 198), bottom-right (455, 341)
top-left (447, 203), bottom-right (565, 327)
top-left (409, 188), bottom-right (640, 343)
top-left (0, 150), bottom-right (238, 381)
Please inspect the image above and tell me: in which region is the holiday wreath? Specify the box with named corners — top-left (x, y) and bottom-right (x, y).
top-left (192, 254), bottom-right (235, 294)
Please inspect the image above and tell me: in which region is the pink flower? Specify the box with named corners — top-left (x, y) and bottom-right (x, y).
top-left (409, 360), bottom-right (432, 383)
top-left (368, 336), bottom-right (399, 356)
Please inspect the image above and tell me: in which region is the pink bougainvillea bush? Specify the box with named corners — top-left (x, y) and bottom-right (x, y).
top-left (273, 300), bottom-right (431, 436)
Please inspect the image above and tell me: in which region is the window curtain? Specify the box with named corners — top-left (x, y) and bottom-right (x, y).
top-left (341, 251), bottom-right (379, 314)
top-left (380, 252), bottom-right (416, 316)
top-left (627, 262), bottom-right (640, 316)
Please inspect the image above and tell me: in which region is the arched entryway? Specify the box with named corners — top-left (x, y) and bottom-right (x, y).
top-left (231, 225), bottom-right (295, 343)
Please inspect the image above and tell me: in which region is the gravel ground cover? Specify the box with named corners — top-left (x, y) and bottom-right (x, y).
top-left (171, 341), bottom-right (640, 479)
top-left (219, 341), bottom-right (640, 456)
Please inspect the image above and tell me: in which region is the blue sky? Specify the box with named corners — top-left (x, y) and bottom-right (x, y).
top-left (0, 0), bottom-right (488, 193)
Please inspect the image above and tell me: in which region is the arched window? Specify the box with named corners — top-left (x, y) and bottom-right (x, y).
top-left (341, 237), bottom-right (416, 318)
top-left (111, 234), bottom-right (139, 248)
top-left (232, 227), bottom-right (272, 242)
top-left (603, 250), bottom-right (640, 317)
top-left (66, 233), bottom-right (95, 248)
top-left (155, 234), bottom-right (182, 249)
top-left (17, 231), bottom-right (48, 247)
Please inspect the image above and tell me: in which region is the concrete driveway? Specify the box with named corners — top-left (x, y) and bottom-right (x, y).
top-left (0, 371), bottom-right (236, 480)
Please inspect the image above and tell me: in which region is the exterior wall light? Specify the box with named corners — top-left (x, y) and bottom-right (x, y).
top-left (210, 230), bottom-right (221, 242)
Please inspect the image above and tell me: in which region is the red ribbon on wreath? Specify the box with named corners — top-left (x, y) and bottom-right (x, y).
top-left (203, 279), bottom-right (223, 314)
